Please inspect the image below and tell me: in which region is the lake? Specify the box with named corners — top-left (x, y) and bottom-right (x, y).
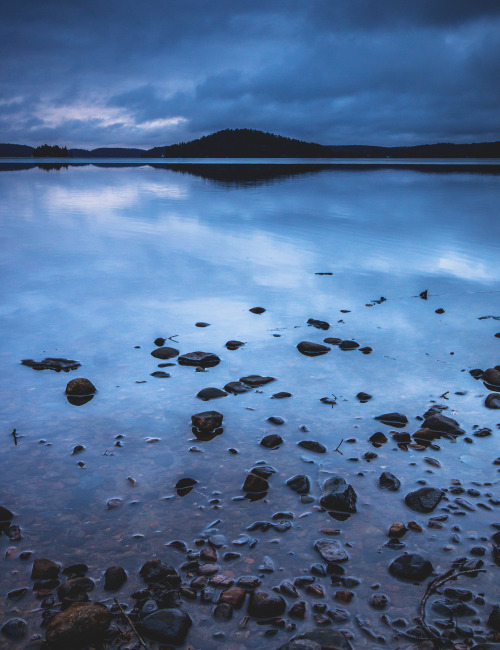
top-left (0, 160), bottom-right (499, 649)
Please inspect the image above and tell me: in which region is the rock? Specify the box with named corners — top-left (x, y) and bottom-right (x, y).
top-left (370, 594), bottom-right (389, 610)
top-left (485, 393), bottom-right (500, 409)
top-left (0, 505), bottom-right (14, 526)
top-left (21, 358), bottom-right (80, 372)
top-left (259, 555), bottom-right (275, 572)
top-left (191, 411), bottom-right (223, 432)
top-left (247, 591), bottom-right (286, 618)
top-left (389, 554), bottom-right (433, 581)
top-left (307, 318), bottom-right (330, 330)
top-left (138, 608), bottom-right (192, 644)
top-left (297, 341), bottom-right (331, 357)
top-left (435, 308), bottom-right (445, 314)
top-left (280, 580), bottom-right (299, 598)
top-left (289, 601), bottom-right (306, 619)
top-left (413, 428), bottom-right (437, 444)
top-left (239, 375), bottom-right (276, 387)
top-left (422, 414), bottom-right (464, 436)
top-left (225, 340), bottom-right (245, 350)
top-left (31, 558), bottom-right (60, 580)
top-left (298, 440), bottom-right (326, 453)
top-left (224, 381), bottom-right (252, 394)
top-left (279, 629), bottom-right (353, 650)
top-left (243, 473), bottom-right (269, 493)
top-left (359, 346), bottom-right (373, 354)
top-left (1, 618), bottom-right (27, 640)
top-left (178, 351), bottom-right (221, 368)
top-left (405, 487), bottom-right (444, 513)
top-left (214, 603), bottom-right (232, 620)
top-left (197, 387), bottom-right (228, 401)
top-left (219, 588), bottom-right (246, 609)
top-left (260, 434), bottom-right (283, 449)
top-left (324, 337), bottom-right (342, 345)
top-left (154, 337), bottom-right (165, 346)
top-left (314, 539), bottom-right (349, 563)
top-left (483, 367), bottom-right (500, 388)
top-left (268, 416), bottom-right (285, 425)
top-left (339, 340), bottom-right (359, 350)
top-left (388, 523), bottom-right (407, 538)
top-left (45, 602), bottom-right (111, 649)
top-left (237, 576), bottom-right (261, 590)
top-left (249, 307), bottom-right (266, 314)
top-left (357, 392), bottom-right (372, 402)
top-left (286, 475), bottom-right (310, 494)
top-left (374, 412), bottom-right (408, 428)
top-left (65, 378), bottom-right (96, 396)
top-left (320, 476), bottom-right (357, 513)
top-left (150, 371), bottom-right (170, 378)
top-left (139, 560), bottom-right (179, 587)
top-left (487, 605), bottom-right (500, 632)
top-left (104, 566), bottom-right (127, 590)
top-left (369, 432), bottom-right (387, 444)
top-left (151, 346), bottom-right (179, 359)
top-left (195, 322), bottom-right (210, 327)
top-left (272, 392), bottom-right (292, 399)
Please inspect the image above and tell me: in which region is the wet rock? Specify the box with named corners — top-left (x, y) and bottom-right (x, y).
top-left (259, 556), bottom-right (275, 572)
top-left (286, 475), bottom-right (310, 494)
top-left (225, 340), bottom-right (245, 350)
top-left (139, 559), bottom-right (179, 587)
top-left (238, 576), bottom-right (261, 590)
top-left (150, 371), bottom-right (170, 378)
top-left (369, 432), bottom-right (387, 444)
top-left (219, 588), bottom-right (246, 609)
top-left (0, 505), bottom-right (14, 527)
top-left (298, 440), bottom-right (326, 453)
top-left (357, 392), bottom-right (373, 403)
top-left (243, 473), bottom-right (269, 493)
top-left (214, 603), bottom-right (233, 620)
top-left (297, 341), bottom-right (331, 357)
top-left (388, 523), bottom-right (406, 538)
top-left (154, 337), bottom-right (165, 346)
top-left (485, 393), bottom-right (500, 409)
top-left (197, 387), bottom-right (228, 401)
top-left (314, 539), bottom-right (349, 563)
top-left (239, 375), bottom-right (276, 387)
top-left (392, 431), bottom-right (411, 443)
top-left (191, 411), bottom-right (223, 432)
top-left (1, 618), bottom-right (27, 640)
top-left (435, 308), bottom-right (445, 314)
top-left (370, 594), bottom-right (389, 610)
top-left (178, 351), bottom-right (221, 368)
top-left (280, 580), bottom-right (299, 598)
top-left (307, 318), bottom-right (330, 330)
top-left (320, 476), bottom-right (357, 513)
top-left (195, 322), bottom-right (210, 327)
top-left (249, 307), bottom-right (266, 314)
top-left (413, 428), bottom-right (437, 444)
top-left (279, 628), bottom-right (353, 650)
top-left (359, 347), bottom-right (373, 354)
top-left (405, 487), bottom-right (444, 513)
top-left (224, 381), bottom-right (252, 394)
top-left (31, 559), bottom-right (60, 580)
top-left (260, 434), bottom-right (283, 449)
top-left (62, 564), bottom-right (88, 578)
top-left (151, 346), bottom-right (179, 359)
top-left (65, 378), bottom-right (96, 396)
top-left (268, 416), bottom-right (285, 425)
top-left (138, 608), bottom-right (192, 645)
top-left (104, 565), bottom-right (127, 590)
top-left (389, 554), bottom-right (433, 581)
top-left (339, 340), bottom-right (359, 350)
top-left (324, 337), bottom-right (342, 345)
top-left (289, 601), bottom-right (306, 619)
top-left (374, 412), bottom-right (408, 428)
top-left (45, 602), bottom-right (111, 649)
top-left (422, 414), bottom-right (464, 436)
top-left (247, 591), bottom-right (286, 618)
top-left (21, 358), bottom-right (80, 372)
top-left (272, 392), bottom-right (292, 399)
top-left (483, 367), bottom-right (500, 389)
top-left (487, 605), bottom-right (500, 632)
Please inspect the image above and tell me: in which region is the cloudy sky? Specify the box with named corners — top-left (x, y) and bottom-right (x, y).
top-left (1, 0), bottom-right (499, 149)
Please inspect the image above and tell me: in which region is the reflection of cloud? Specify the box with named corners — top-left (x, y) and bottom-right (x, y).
top-left (437, 253), bottom-right (493, 282)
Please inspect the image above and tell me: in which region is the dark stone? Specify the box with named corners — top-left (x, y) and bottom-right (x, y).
top-left (139, 560), bottom-right (179, 587)
top-left (286, 474), bottom-right (310, 494)
top-left (374, 412), bottom-right (408, 428)
top-left (243, 473), bottom-right (269, 493)
top-left (237, 576), bottom-right (261, 590)
top-left (225, 340), bottom-right (245, 350)
top-left (154, 337), bottom-right (165, 346)
top-left (280, 580), bottom-right (299, 598)
top-left (249, 307), bottom-right (266, 314)
top-left (138, 608), bottom-right (192, 644)
top-left (370, 594), bottom-right (389, 610)
top-left (219, 588), bottom-right (246, 609)
top-left (487, 605), bottom-right (500, 632)
top-left (0, 505), bottom-right (14, 526)
top-left (435, 308), bottom-right (445, 314)
top-left (150, 371), bottom-right (170, 378)
top-left (195, 322), bottom-right (210, 327)
top-left (62, 564), bottom-right (88, 578)
top-left (469, 368), bottom-right (483, 378)
top-left (104, 566), bottom-right (127, 590)
top-left (289, 601), bottom-right (306, 619)
top-left (405, 487), bottom-right (444, 513)
top-left (21, 358), bottom-right (80, 372)
top-left (178, 351), bottom-right (221, 368)
top-left (307, 318), bottom-right (330, 330)
top-left (57, 577), bottom-right (94, 602)
top-left (268, 416), bottom-right (285, 425)
top-left (481, 367), bottom-right (500, 388)
top-left (239, 375), bottom-right (276, 387)
top-left (422, 414), bottom-right (464, 436)
top-left (175, 477), bottom-right (197, 496)
top-left (151, 346), bottom-right (179, 360)
top-left (485, 393), bottom-right (500, 409)
top-left (279, 628), bottom-right (353, 650)
top-left (324, 337), bottom-right (342, 345)
top-left (320, 476), bottom-right (357, 513)
top-left (31, 559), bottom-right (60, 580)
top-left (359, 347), bottom-right (373, 354)
top-left (272, 392), bottom-right (292, 399)
top-left (247, 591), bottom-right (286, 618)
top-left (45, 602), bottom-right (111, 650)
top-left (214, 603), bottom-right (233, 620)
top-left (191, 411), bottom-right (223, 432)
top-left (260, 434), bottom-right (283, 449)
top-left (197, 387), bottom-right (228, 401)
top-left (357, 392), bottom-right (372, 402)
top-left (251, 465), bottom-right (276, 479)
top-left (379, 472), bottom-right (401, 491)
top-left (297, 341), bottom-right (330, 357)
top-left (339, 340), bottom-right (359, 350)
top-left (389, 554), bottom-right (433, 581)
top-left (1, 618), bottom-right (27, 640)
top-left (65, 378), bottom-right (96, 396)
top-left (224, 381), bottom-right (252, 394)
top-left (392, 432), bottom-right (411, 443)
top-left (314, 539), bottom-right (348, 563)
top-left (369, 432), bottom-right (387, 444)
top-left (298, 440), bottom-right (326, 453)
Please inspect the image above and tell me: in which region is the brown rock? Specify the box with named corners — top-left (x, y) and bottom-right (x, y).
top-left (219, 587), bottom-right (246, 610)
top-left (31, 558), bottom-right (60, 580)
top-left (243, 473), bottom-right (268, 493)
top-left (65, 378), bottom-right (96, 396)
top-left (45, 602), bottom-right (111, 650)
top-left (191, 411), bottom-right (223, 431)
top-left (388, 522), bottom-right (407, 538)
top-left (334, 590), bottom-right (355, 603)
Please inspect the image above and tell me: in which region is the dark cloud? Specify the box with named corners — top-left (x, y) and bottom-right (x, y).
top-left (1, 0), bottom-right (499, 147)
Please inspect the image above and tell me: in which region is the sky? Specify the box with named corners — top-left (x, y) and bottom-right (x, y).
top-left (1, 0), bottom-right (499, 149)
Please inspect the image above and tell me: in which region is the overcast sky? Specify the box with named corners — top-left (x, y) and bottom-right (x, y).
top-left (1, 0), bottom-right (499, 148)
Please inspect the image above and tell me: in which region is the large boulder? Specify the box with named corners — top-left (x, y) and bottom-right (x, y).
top-left (45, 602), bottom-right (111, 650)
top-left (320, 476), bottom-right (357, 514)
top-left (405, 487), bottom-right (444, 513)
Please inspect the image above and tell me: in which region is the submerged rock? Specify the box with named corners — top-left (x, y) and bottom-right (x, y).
top-left (225, 340), bottom-right (245, 350)
top-left (65, 378), bottom-right (96, 396)
top-left (239, 375), bottom-right (275, 387)
top-left (279, 629), bottom-right (353, 650)
top-left (0, 505), bottom-right (14, 527)
top-left (389, 554), bottom-right (433, 581)
top-left (320, 476), bottom-right (357, 513)
top-left (45, 602), bottom-right (111, 650)
top-left (405, 487), bottom-right (444, 513)
top-left (374, 412), bottom-right (408, 428)
top-left (422, 413), bottom-right (464, 436)
top-left (31, 558), bottom-right (60, 580)
top-left (485, 393), bottom-right (500, 409)
top-left (298, 440), bottom-right (326, 453)
top-left (1, 618), bottom-right (27, 640)
top-left (307, 318), bottom-right (330, 330)
top-left (151, 346), bottom-right (179, 359)
top-left (314, 539), bottom-right (349, 563)
top-left (21, 358), bottom-right (80, 372)
top-left (224, 381), bottom-right (252, 394)
top-left (247, 591), bottom-right (286, 618)
top-left (178, 351), bottom-right (221, 368)
top-left (357, 392), bottom-right (373, 402)
top-left (104, 565), bottom-right (127, 590)
top-left (286, 474), bottom-right (310, 494)
top-left (243, 473), bottom-right (269, 494)
top-left (379, 472), bottom-right (401, 491)
top-left (297, 341), bottom-right (331, 357)
top-left (138, 608), bottom-right (192, 644)
top-left (197, 387), bottom-right (228, 401)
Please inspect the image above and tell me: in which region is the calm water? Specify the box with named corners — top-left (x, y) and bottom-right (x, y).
top-left (0, 161), bottom-right (499, 648)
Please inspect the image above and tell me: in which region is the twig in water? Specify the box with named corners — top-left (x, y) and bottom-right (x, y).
top-left (439, 391), bottom-right (449, 400)
top-left (334, 439), bottom-right (344, 455)
top-left (11, 428), bottom-right (18, 445)
top-left (114, 598), bottom-right (150, 650)
top-left (168, 334), bottom-right (179, 342)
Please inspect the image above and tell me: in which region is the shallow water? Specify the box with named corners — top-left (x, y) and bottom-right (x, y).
top-left (0, 161), bottom-right (499, 649)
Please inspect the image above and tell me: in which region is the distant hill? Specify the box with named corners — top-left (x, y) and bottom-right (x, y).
top-left (328, 141), bottom-right (500, 158)
top-left (144, 128), bottom-right (333, 158)
top-left (0, 143), bottom-right (34, 157)
top-left (70, 147), bottom-right (145, 158)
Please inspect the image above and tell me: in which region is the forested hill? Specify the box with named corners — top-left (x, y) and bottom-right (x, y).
top-left (144, 129), bottom-right (333, 158)
top-left (0, 143), bottom-right (34, 157)
top-left (328, 142), bottom-right (500, 158)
